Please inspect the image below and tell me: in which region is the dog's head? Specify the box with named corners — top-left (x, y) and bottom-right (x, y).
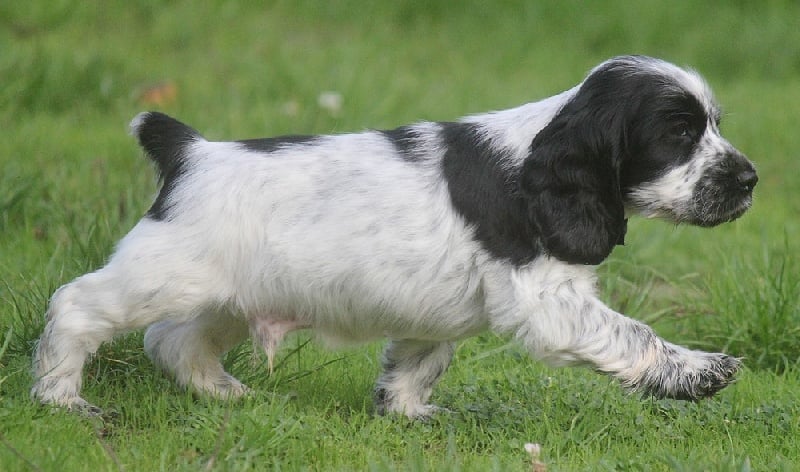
top-left (521, 55), bottom-right (756, 265)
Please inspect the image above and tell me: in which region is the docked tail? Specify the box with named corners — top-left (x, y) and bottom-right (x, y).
top-left (130, 111), bottom-right (204, 181)
top-left (131, 112), bottom-right (205, 219)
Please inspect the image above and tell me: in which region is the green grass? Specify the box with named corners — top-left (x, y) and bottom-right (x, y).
top-left (2, 1), bottom-right (799, 470)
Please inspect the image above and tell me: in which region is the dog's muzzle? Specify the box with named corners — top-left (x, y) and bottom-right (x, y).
top-left (691, 150), bottom-right (757, 227)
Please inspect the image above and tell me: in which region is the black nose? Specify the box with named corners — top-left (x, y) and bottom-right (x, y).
top-left (736, 169), bottom-right (758, 192)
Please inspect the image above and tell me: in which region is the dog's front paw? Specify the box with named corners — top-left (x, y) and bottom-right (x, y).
top-left (631, 350), bottom-right (741, 401)
top-left (685, 353), bottom-right (741, 399)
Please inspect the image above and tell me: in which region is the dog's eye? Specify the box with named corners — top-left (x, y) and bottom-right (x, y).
top-left (672, 122), bottom-right (692, 138)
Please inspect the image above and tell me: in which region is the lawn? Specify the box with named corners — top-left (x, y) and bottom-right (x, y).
top-left (1, 1), bottom-right (799, 470)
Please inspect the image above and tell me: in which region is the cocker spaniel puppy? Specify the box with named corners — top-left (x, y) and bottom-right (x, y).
top-left (33, 56), bottom-right (757, 418)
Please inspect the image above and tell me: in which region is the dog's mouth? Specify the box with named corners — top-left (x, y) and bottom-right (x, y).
top-left (687, 193), bottom-right (753, 227)
top-left (628, 185), bottom-right (754, 227)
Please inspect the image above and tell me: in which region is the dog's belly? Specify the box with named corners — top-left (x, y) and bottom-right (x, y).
top-left (246, 218), bottom-right (491, 344)
top-left (240, 257), bottom-right (492, 345)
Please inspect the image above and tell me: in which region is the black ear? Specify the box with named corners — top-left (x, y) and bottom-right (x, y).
top-left (520, 88), bottom-right (628, 265)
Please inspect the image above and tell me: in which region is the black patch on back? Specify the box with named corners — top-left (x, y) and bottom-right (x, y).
top-left (381, 126), bottom-right (422, 162)
top-left (440, 122), bottom-right (542, 266)
top-left (237, 135), bottom-right (318, 153)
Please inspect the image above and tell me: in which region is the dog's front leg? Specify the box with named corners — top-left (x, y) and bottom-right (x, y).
top-left (491, 260), bottom-right (739, 400)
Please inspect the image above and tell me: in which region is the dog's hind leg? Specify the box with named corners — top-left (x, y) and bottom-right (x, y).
top-left (144, 311), bottom-right (249, 398)
top-left (373, 339), bottom-right (455, 420)
top-left (30, 265), bottom-right (201, 414)
top-left (31, 271), bottom-right (126, 414)
top-left (32, 221), bottom-right (231, 413)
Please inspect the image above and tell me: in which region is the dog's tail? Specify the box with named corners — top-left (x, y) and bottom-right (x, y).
top-left (130, 111), bottom-right (204, 182)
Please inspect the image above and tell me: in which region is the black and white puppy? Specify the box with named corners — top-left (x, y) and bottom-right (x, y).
top-left (33, 56), bottom-right (757, 418)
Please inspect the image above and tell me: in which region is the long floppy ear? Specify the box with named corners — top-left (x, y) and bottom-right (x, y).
top-left (520, 84), bottom-right (628, 265)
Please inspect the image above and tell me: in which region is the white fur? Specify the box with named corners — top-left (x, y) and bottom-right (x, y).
top-left (465, 85), bottom-right (581, 165)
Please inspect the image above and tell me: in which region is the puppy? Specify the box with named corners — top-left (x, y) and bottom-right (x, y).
top-left (32, 56), bottom-right (756, 418)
